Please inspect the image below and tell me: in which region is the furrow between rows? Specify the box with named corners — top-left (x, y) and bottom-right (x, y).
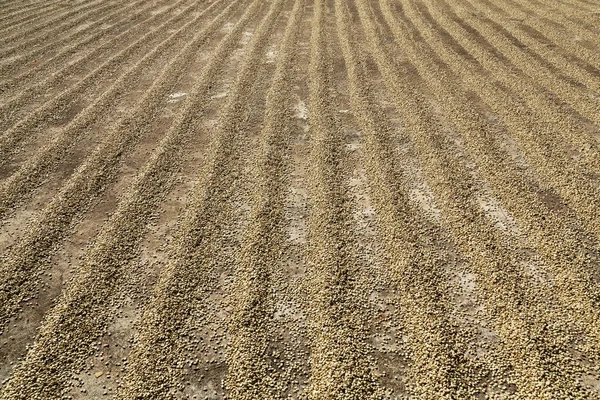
top-left (1, 0), bottom-right (119, 59)
top-left (511, 0), bottom-right (600, 39)
top-left (407, 0), bottom-right (600, 243)
top-left (224, 0), bottom-right (304, 398)
top-left (414, 0), bottom-right (598, 282)
top-left (303, 1), bottom-right (381, 398)
top-left (468, 0), bottom-right (600, 93)
top-left (448, 0), bottom-right (600, 139)
top-left (498, 0), bottom-right (600, 69)
top-left (0, 0), bottom-right (235, 333)
top-left (0, 0), bottom-right (65, 18)
top-left (349, 0), bottom-right (490, 396)
top-left (0, 1), bottom-right (259, 398)
top-left (0, 0), bottom-right (199, 143)
top-left (0, 0), bottom-right (160, 93)
top-left (114, 1), bottom-right (282, 397)
top-left (0, 1), bottom-right (64, 33)
top-left (0, 0), bottom-right (196, 134)
top-left (377, 0), bottom-right (596, 397)
top-left (0, 0), bottom-right (227, 220)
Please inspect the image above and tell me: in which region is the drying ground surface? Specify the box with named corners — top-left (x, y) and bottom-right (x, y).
top-left (1, 0), bottom-right (600, 398)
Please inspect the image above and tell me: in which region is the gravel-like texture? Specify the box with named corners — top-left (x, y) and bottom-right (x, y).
top-left (1, 0), bottom-right (599, 398)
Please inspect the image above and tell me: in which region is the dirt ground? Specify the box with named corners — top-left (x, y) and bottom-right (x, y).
top-left (1, 0), bottom-right (600, 398)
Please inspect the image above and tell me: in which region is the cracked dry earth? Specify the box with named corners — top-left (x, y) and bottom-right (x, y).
top-left (1, 0), bottom-right (600, 398)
